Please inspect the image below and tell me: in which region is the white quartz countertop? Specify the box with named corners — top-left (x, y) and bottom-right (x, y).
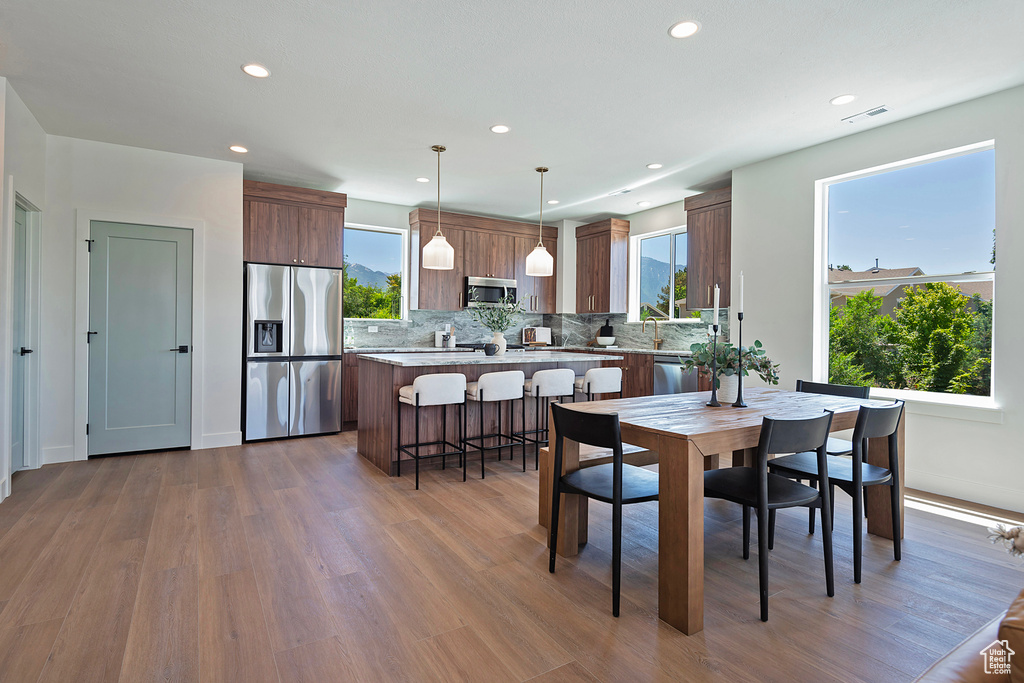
top-left (345, 345), bottom-right (692, 356)
top-left (357, 351), bottom-right (621, 367)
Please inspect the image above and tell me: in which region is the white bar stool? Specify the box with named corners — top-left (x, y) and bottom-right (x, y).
top-left (574, 366), bottom-right (623, 401)
top-left (519, 368), bottom-right (576, 471)
top-left (397, 373), bottom-right (467, 490)
top-left (463, 370), bottom-right (526, 479)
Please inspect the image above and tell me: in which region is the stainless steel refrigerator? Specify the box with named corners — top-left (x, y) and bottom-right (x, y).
top-left (244, 264), bottom-right (343, 440)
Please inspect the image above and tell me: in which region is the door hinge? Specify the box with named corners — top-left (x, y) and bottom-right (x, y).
top-left (86, 423), bottom-right (89, 435)
top-left (85, 239), bottom-right (95, 252)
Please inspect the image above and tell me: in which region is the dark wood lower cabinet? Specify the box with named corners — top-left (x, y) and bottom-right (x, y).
top-left (590, 350), bottom-right (654, 398)
top-left (342, 354), bottom-right (359, 425)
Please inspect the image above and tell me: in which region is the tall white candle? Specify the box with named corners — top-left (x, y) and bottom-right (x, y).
top-left (712, 284), bottom-right (720, 323)
top-left (739, 271), bottom-right (744, 313)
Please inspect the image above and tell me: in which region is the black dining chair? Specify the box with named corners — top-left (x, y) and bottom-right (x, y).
top-left (795, 380), bottom-right (871, 532)
top-left (548, 403), bottom-right (659, 617)
top-left (768, 401), bottom-right (904, 583)
top-left (704, 411), bottom-right (835, 622)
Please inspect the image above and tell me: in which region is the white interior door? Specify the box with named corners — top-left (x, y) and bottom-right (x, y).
top-left (88, 221), bottom-right (193, 455)
top-left (9, 205), bottom-right (28, 472)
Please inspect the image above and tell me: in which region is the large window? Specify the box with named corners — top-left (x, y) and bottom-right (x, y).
top-left (343, 225), bottom-right (407, 319)
top-left (633, 228), bottom-right (700, 320)
top-left (823, 143), bottom-right (995, 397)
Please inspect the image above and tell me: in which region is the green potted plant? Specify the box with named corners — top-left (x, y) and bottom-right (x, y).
top-left (466, 289), bottom-right (524, 356)
top-left (681, 339), bottom-right (780, 402)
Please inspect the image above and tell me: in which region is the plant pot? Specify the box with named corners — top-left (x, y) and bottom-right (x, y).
top-left (717, 373), bottom-right (739, 404)
top-left (491, 331), bottom-right (507, 356)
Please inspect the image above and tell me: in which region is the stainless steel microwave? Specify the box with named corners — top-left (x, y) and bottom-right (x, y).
top-left (465, 277), bottom-right (516, 308)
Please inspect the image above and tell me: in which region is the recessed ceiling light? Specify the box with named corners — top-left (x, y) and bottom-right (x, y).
top-left (636, 201), bottom-right (652, 208)
top-left (547, 199), bottom-right (559, 205)
top-left (646, 163), bottom-right (663, 170)
top-left (490, 124), bottom-right (511, 134)
top-left (416, 177), bottom-right (430, 183)
top-left (241, 63), bottom-right (270, 78)
top-left (668, 21), bottom-right (700, 38)
top-left (830, 94), bottom-right (857, 106)
top-left (229, 145), bottom-right (248, 154)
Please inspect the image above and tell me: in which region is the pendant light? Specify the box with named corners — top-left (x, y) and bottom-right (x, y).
top-left (525, 166), bottom-right (554, 277)
top-left (421, 144), bottom-right (455, 270)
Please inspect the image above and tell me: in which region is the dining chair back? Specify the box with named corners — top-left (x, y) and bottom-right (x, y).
top-left (703, 410), bottom-right (835, 621)
top-left (769, 400), bottom-right (904, 583)
top-left (548, 403), bottom-right (659, 617)
top-left (796, 379), bottom-right (870, 399)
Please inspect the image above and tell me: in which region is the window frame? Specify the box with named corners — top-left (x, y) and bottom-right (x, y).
top-left (628, 225), bottom-right (703, 323)
top-left (813, 139), bottom-right (996, 403)
top-left (342, 222), bottom-right (410, 321)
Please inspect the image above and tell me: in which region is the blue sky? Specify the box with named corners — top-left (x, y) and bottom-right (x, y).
top-left (828, 148), bottom-right (995, 274)
top-left (343, 228), bottom-right (402, 274)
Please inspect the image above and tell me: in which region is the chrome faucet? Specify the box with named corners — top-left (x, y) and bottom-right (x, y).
top-left (641, 317), bottom-right (663, 350)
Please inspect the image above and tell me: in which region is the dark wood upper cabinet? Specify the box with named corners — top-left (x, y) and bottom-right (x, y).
top-left (416, 224), bottom-right (466, 311)
top-left (684, 187), bottom-right (731, 310)
top-left (246, 201), bottom-right (298, 265)
top-left (514, 235), bottom-right (558, 314)
top-left (576, 219), bottom-right (629, 314)
top-left (299, 207), bottom-right (345, 268)
top-left (411, 209), bottom-right (558, 311)
top-left (243, 180), bottom-right (347, 267)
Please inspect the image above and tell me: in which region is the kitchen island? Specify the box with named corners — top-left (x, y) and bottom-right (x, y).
top-left (357, 351), bottom-right (619, 475)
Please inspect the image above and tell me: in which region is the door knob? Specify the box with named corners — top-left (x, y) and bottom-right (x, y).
top-left (168, 345), bottom-right (190, 353)
top-left (19, 347), bottom-right (33, 356)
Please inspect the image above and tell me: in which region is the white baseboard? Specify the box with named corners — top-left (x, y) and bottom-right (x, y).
top-left (0, 476), bottom-right (9, 501)
top-left (907, 469), bottom-right (1024, 515)
top-left (41, 445), bottom-right (75, 465)
top-left (200, 431), bottom-right (242, 450)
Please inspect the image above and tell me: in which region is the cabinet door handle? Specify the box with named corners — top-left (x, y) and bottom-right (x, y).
top-left (459, 292), bottom-right (463, 308)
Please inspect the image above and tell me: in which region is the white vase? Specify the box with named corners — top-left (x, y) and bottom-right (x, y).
top-left (491, 331), bottom-right (507, 356)
top-left (717, 373), bottom-right (739, 404)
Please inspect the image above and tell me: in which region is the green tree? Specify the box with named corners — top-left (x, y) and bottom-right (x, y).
top-left (892, 283), bottom-right (974, 392)
top-left (342, 260), bottom-right (401, 319)
top-left (655, 267), bottom-right (699, 319)
top-left (828, 290), bottom-right (899, 386)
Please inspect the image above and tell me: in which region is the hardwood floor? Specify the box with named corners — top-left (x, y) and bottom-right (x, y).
top-left (0, 433), bottom-right (1021, 682)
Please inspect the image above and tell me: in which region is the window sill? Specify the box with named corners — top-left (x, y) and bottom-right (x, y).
top-left (869, 387), bottom-right (1002, 424)
top-left (343, 317), bottom-right (407, 322)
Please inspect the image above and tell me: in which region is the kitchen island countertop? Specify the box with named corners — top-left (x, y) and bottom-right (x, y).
top-left (357, 350), bottom-right (621, 367)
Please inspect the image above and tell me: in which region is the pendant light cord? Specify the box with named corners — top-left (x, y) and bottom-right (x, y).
top-left (436, 146), bottom-right (443, 237)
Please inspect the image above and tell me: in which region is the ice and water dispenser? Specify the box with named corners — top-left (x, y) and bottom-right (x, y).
top-left (254, 320), bottom-right (283, 354)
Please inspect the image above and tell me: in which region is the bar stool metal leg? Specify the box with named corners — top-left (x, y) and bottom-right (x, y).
top-left (397, 399), bottom-right (402, 478)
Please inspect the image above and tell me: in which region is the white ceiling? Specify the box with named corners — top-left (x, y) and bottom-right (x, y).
top-left (2, 0), bottom-right (1023, 222)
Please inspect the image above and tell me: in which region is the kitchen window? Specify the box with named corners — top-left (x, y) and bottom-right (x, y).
top-left (819, 141), bottom-right (995, 399)
top-left (630, 227), bottom-right (700, 321)
top-left (343, 224), bottom-right (408, 320)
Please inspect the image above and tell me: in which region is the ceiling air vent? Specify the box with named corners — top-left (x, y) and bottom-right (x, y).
top-left (842, 105), bottom-right (892, 124)
top-left (608, 188), bottom-right (632, 196)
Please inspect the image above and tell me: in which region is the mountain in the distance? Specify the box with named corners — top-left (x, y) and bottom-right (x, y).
top-left (344, 262), bottom-right (396, 289)
top-left (639, 256), bottom-right (671, 307)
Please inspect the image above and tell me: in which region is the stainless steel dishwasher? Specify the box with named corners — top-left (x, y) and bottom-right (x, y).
top-left (653, 355), bottom-right (699, 394)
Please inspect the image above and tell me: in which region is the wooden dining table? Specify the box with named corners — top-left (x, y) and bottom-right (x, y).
top-left (537, 387), bottom-right (904, 635)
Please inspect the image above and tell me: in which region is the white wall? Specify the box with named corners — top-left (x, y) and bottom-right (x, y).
top-left (624, 200), bottom-right (690, 237)
top-left (41, 136), bottom-right (244, 462)
top-left (1, 79), bottom-right (48, 498)
top-left (345, 197), bottom-right (413, 231)
top-left (555, 219), bottom-right (582, 313)
top-left (732, 84), bottom-right (1024, 512)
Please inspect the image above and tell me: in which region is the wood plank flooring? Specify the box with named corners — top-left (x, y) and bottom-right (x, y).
top-left (0, 432), bottom-right (1021, 682)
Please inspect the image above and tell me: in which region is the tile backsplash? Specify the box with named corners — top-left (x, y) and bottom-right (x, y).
top-left (346, 309), bottom-right (731, 351)
top-left (545, 312), bottom-right (729, 351)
